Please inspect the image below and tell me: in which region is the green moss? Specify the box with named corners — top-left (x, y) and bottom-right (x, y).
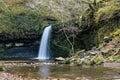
top-left (113, 55), bottom-right (120, 62)
top-left (95, 1), bottom-right (120, 23)
top-left (91, 55), bottom-right (104, 65)
top-left (0, 0), bottom-right (120, 61)
top-left (84, 58), bottom-right (91, 65)
top-left (64, 58), bottom-right (71, 64)
top-left (107, 55), bottom-right (120, 62)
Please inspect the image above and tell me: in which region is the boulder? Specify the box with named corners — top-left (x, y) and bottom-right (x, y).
top-left (104, 36), bottom-right (112, 43)
top-left (55, 57), bottom-right (65, 61)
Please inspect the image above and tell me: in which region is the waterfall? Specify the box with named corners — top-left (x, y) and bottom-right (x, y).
top-left (37, 25), bottom-right (52, 60)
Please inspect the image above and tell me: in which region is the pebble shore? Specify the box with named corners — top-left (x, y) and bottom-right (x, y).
top-left (0, 72), bottom-right (90, 80)
top-left (0, 72), bottom-right (26, 80)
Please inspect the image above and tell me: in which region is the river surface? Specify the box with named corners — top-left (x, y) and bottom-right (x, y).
top-left (2, 62), bottom-right (120, 80)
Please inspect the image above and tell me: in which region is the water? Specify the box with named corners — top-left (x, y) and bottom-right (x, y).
top-left (4, 63), bottom-right (120, 80)
top-left (37, 25), bottom-right (52, 60)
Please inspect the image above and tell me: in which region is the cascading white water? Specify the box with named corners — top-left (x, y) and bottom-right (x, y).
top-left (37, 25), bottom-right (52, 60)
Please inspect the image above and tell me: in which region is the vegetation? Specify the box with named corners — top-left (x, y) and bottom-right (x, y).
top-left (0, 0), bottom-right (120, 62)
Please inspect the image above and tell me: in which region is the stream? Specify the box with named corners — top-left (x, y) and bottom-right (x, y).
top-left (1, 61), bottom-right (120, 80)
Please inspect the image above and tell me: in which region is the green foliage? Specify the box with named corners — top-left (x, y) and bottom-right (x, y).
top-left (51, 36), bottom-right (71, 56)
top-left (95, 0), bottom-right (120, 23)
top-left (0, 0), bottom-right (85, 36)
top-left (34, 23), bottom-right (42, 31)
top-left (0, 0), bottom-right (120, 59)
top-left (96, 19), bottom-right (120, 44)
top-left (112, 55), bottom-right (120, 62)
top-left (0, 0), bottom-right (44, 36)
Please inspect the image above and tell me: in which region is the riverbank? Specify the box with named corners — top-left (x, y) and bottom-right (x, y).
top-left (103, 63), bottom-right (120, 68)
top-left (58, 37), bottom-right (120, 66)
top-left (0, 72), bottom-right (92, 80)
top-left (1, 60), bottom-right (120, 68)
top-left (0, 72), bottom-right (90, 80)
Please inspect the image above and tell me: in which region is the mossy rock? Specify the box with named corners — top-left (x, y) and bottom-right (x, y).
top-left (104, 36), bottom-right (112, 43)
top-left (64, 58), bottom-right (71, 64)
top-left (108, 55), bottom-right (120, 62)
top-left (91, 55), bottom-right (104, 65)
top-left (0, 67), bottom-right (6, 71)
top-left (76, 58), bottom-right (83, 65)
top-left (83, 58), bottom-right (91, 65)
top-left (55, 57), bottom-right (65, 61)
top-left (102, 48), bottom-right (119, 57)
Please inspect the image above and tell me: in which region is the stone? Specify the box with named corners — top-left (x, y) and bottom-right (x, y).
top-left (90, 52), bottom-right (96, 55)
top-left (113, 79), bottom-right (120, 80)
top-left (59, 78), bottom-right (67, 80)
top-left (32, 79), bottom-right (37, 80)
top-left (91, 55), bottom-right (104, 65)
top-left (104, 36), bottom-right (112, 43)
top-left (75, 77), bottom-right (81, 80)
top-left (55, 57), bottom-right (65, 61)
top-left (91, 47), bottom-right (97, 51)
top-left (52, 78), bottom-right (59, 80)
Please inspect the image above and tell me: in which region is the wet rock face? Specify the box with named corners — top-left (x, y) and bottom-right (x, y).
top-left (0, 45), bottom-right (38, 60)
top-left (0, 33), bottom-right (40, 43)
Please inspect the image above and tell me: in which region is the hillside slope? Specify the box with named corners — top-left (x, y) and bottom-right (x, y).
top-left (0, 0), bottom-right (120, 57)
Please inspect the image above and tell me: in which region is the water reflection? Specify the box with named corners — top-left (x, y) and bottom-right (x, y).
top-left (3, 63), bottom-right (120, 80)
top-left (39, 64), bottom-right (50, 79)
top-left (38, 64), bottom-right (120, 79)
